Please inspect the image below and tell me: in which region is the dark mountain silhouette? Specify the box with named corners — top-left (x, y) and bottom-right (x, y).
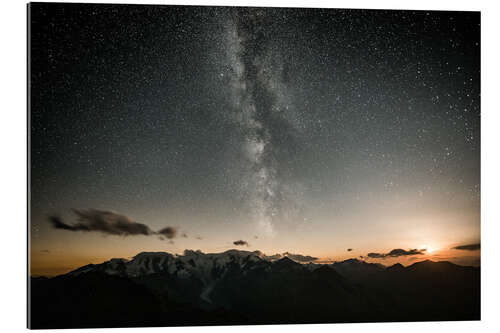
top-left (272, 256), bottom-right (304, 271)
top-left (386, 263), bottom-right (405, 271)
top-left (29, 250), bottom-right (480, 328)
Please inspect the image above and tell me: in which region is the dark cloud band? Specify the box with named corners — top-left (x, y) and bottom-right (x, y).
top-left (49, 209), bottom-right (179, 238)
top-left (367, 248), bottom-right (425, 259)
top-left (452, 243), bottom-right (480, 251)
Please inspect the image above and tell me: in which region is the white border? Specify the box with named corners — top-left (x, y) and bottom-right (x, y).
top-left (1, 0), bottom-right (499, 332)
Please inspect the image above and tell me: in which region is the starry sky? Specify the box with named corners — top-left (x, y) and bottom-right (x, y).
top-left (29, 3), bottom-right (480, 276)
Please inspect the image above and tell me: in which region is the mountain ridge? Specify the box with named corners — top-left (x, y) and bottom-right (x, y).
top-left (61, 249), bottom-right (479, 279)
top-left (30, 249), bottom-right (480, 328)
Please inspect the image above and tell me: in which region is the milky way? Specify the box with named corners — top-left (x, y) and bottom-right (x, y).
top-left (222, 10), bottom-right (305, 236)
top-left (30, 4), bottom-right (480, 267)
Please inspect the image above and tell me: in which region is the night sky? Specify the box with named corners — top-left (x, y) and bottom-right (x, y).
top-left (29, 3), bottom-right (480, 276)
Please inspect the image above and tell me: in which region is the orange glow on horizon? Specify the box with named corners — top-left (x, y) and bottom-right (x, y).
top-left (30, 240), bottom-right (481, 277)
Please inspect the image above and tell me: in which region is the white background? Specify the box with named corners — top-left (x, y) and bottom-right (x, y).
top-left (1, 0), bottom-right (498, 332)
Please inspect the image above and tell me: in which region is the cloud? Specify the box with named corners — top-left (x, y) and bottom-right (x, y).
top-left (386, 248), bottom-right (425, 257)
top-left (347, 248), bottom-right (353, 252)
top-left (367, 252), bottom-right (386, 259)
top-left (49, 215), bottom-right (85, 231)
top-left (283, 252), bottom-right (318, 262)
top-left (158, 226), bottom-right (177, 239)
top-left (233, 240), bottom-right (249, 246)
top-left (367, 248), bottom-right (425, 259)
top-left (70, 209), bottom-right (153, 235)
top-left (452, 243), bottom-right (480, 251)
top-left (49, 209), bottom-right (180, 238)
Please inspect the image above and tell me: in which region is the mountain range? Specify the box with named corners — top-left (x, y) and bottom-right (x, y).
top-left (29, 249), bottom-right (480, 328)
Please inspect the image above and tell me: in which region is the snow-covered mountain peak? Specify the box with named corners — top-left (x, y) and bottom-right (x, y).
top-left (67, 249), bottom-right (317, 280)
